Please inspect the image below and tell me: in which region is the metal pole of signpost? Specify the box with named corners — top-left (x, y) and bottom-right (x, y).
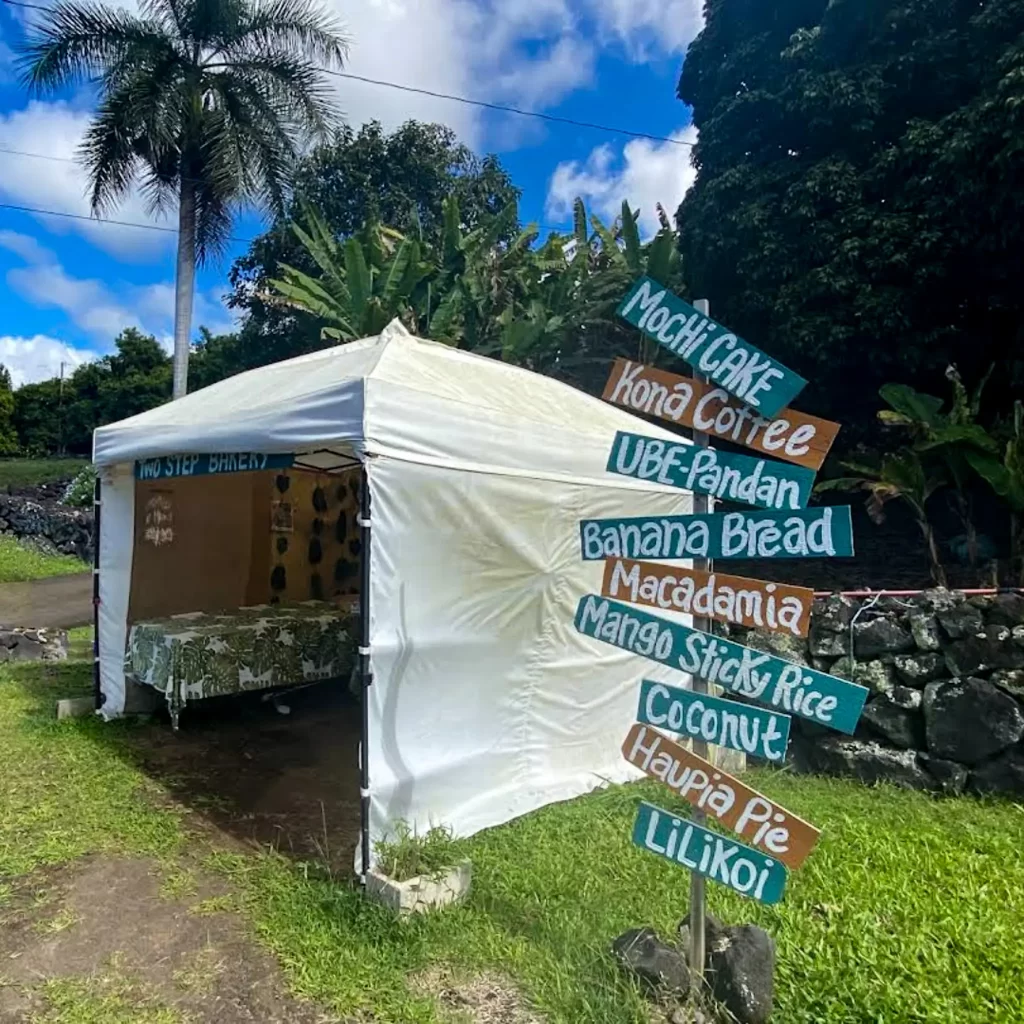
top-left (688, 298), bottom-right (713, 991)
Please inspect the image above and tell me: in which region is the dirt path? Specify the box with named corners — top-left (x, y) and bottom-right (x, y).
top-left (0, 573), bottom-right (92, 629)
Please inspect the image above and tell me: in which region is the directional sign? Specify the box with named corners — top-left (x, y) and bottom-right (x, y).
top-left (580, 506), bottom-right (854, 562)
top-left (632, 800), bottom-right (788, 904)
top-left (602, 556), bottom-right (814, 638)
top-left (617, 277), bottom-right (807, 417)
top-left (574, 594), bottom-right (869, 733)
top-left (607, 431), bottom-right (815, 511)
top-left (635, 680), bottom-right (791, 763)
top-left (623, 724), bottom-right (820, 869)
top-left (602, 358), bottom-right (840, 471)
top-left (135, 452), bottom-right (294, 480)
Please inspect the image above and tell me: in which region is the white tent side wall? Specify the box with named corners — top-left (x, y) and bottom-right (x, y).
top-left (97, 463), bottom-right (135, 718)
top-left (365, 455), bottom-right (693, 860)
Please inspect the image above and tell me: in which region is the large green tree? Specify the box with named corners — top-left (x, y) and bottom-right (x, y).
top-left (19, 0), bottom-right (348, 399)
top-left (14, 329), bottom-right (171, 455)
top-left (227, 120), bottom-right (520, 368)
top-left (678, 0), bottom-right (1024, 437)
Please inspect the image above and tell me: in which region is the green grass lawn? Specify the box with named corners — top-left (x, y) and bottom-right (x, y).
top-left (0, 458), bottom-right (87, 490)
top-left (0, 536), bottom-right (87, 583)
top-left (2, 648), bottom-right (1022, 1023)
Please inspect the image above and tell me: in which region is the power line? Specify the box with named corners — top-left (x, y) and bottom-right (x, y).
top-left (0, 198), bottom-right (257, 241)
top-left (0, 0), bottom-right (693, 148)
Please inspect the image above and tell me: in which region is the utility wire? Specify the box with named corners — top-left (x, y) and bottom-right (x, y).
top-left (0, 0), bottom-right (693, 148)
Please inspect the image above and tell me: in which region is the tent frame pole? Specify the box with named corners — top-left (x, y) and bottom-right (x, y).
top-left (358, 462), bottom-right (373, 883)
top-left (92, 472), bottom-right (103, 711)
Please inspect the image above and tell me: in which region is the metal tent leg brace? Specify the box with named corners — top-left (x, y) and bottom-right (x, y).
top-left (358, 466), bottom-right (373, 883)
top-left (92, 474), bottom-right (103, 712)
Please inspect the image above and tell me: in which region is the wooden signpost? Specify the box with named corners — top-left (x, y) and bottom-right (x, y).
top-left (635, 681), bottom-right (791, 763)
top-left (577, 279), bottom-right (863, 987)
top-left (622, 724), bottom-right (820, 868)
top-left (607, 430), bottom-right (816, 511)
top-left (603, 358), bottom-right (840, 470)
top-left (601, 557), bottom-right (814, 637)
top-left (580, 505), bottom-right (855, 562)
top-left (617, 277), bottom-right (807, 417)
top-left (575, 594), bottom-right (869, 733)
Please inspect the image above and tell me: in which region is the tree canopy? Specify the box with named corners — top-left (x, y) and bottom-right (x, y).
top-left (677, 0), bottom-right (1024, 437)
top-left (227, 120), bottom-right (521, 370)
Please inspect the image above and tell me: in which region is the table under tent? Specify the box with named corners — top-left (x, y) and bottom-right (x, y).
top-left (92, 318), bottom-right (694, 874)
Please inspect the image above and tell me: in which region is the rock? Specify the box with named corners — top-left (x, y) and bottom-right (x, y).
top-left (990, 668), bottom-right (1024, 699)
top-left (923, 677), bottom-right (1024, 764)
top-left (917, 753), bottom-right (969, 795)
top-left (858, 693), bottom-right (925, 749)
top-left (987, 593), bottom-right (1024, 628)
top-left (808, 619), bottom-right (847, 658)
top-left (912, 588), bottom-right (962, 613)
top-left (936, 603), bottom-right (984, 640)
top-left (969, 749), bottom-right (1024, 797)
top-left (611, 927), bottom-right (689, 995)
top-left (742, 630), bottom-right (808, 666)
top-left (705, 916), bottom-right (775, 1024)
top-left (909, 613), bottom-right (942, 652)
top-left (852, 618), bottom-right (915, 659)
top-left (893, 651), bottom-right (946, 687)
top-left (944, 628), bottom-right (1024, 677)
top-left (810, 594), bottom-right (857, 633)
top-left (801, 736), bottom-right (933, 789)
top-left (831, 656), bottom-right (896, 694)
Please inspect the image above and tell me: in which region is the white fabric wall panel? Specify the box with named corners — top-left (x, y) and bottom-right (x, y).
top-left (364, 455), bottom-right (693, 867)
top-left (97, 464), bottom-right (135, 719)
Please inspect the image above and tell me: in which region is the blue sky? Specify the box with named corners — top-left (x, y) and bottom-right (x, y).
top-left (0, 0), bottom-right (700, 387)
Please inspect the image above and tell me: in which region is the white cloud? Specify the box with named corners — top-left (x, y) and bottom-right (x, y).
top-left (0, 229), bottom-right (233, 347)
top-left (0, 335), bottom-right (98, 388)
top-left (545, 124), bottom-right (698, 237)
top-left (0, 101), bottom-right (173, 261)
top-left (585, 0), bottom-right (704, 59)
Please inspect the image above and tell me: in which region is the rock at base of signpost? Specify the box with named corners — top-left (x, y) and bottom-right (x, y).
top-left (611, 927), bottom-right (689, 996)
top-left (677, 914), bottom-right (774, 1024)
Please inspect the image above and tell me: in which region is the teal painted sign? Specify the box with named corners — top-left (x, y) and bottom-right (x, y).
top-left (574, 595), bottom-right (868, 733)
top-left (134, 452), bottom-right (294, 481)
top-left (632, 800), bottom-right (787, 904)
top-left (607, 431), bottom-right (814, 511)
top-left (579, 505), bottom-right (854, 562)
top-left (637, 680), bottom-right (791, 763)
top-left (617, 276), bottom-right (807, 418)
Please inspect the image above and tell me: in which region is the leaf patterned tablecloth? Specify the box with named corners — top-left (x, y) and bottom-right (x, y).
top-left (125, 601), bottom-right (358, 709)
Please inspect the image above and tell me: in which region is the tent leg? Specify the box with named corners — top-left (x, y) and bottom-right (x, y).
top-left (92, 473), bottom-right (103, 712)
top-left (358, 463), bottom-right (373, 883)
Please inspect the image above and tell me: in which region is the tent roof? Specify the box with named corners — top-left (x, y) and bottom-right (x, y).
top-left (93, 319), bottom-right (690, 485)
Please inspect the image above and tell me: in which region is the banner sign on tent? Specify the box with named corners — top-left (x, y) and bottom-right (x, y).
top-left (580, 506), bottom-right (854, 562)
top-left (602, 358), bottom-right (840, 471)
top-left (574, 594), bottom-right (869, 733)
top-left (607, 431), bottom-right (815, 511)
top-left (601, 556), bottom-right (814, 637)
top-left (135, 452), bottom-right (294, 481)
top-left (635, 680), bottom-right (791, 763)
top-left (622, 725), bottom-right (819, 869)
top-left (632, 799), bottom-right (788, 905)
top-left (617, 276), bottom-right (807, 417)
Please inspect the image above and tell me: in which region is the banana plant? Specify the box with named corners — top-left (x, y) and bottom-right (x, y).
top-left (269, 202), bottom-right (433, 341)
top-left (963, 401), bottom-right (1024, 583)
top-left (816, 451), bottom-right (949, 586)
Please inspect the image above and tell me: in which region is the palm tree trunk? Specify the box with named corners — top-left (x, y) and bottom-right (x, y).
top-left (172, 178), bottom-right (197, 400)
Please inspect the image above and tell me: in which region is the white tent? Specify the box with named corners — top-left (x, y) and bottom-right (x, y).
top-left (93, 319), bottom-right (694, 870)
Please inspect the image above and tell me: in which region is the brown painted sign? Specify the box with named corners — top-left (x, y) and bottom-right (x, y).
top-left (602, 358), bottom-right (840, 470)
top-left (601, 556), bottom-right (814, 638)
top-left (622, 724), bottom-right (820, 869)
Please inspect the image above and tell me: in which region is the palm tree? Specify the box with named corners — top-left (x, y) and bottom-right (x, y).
top-left (19, 0), bottom-right (348, 398)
